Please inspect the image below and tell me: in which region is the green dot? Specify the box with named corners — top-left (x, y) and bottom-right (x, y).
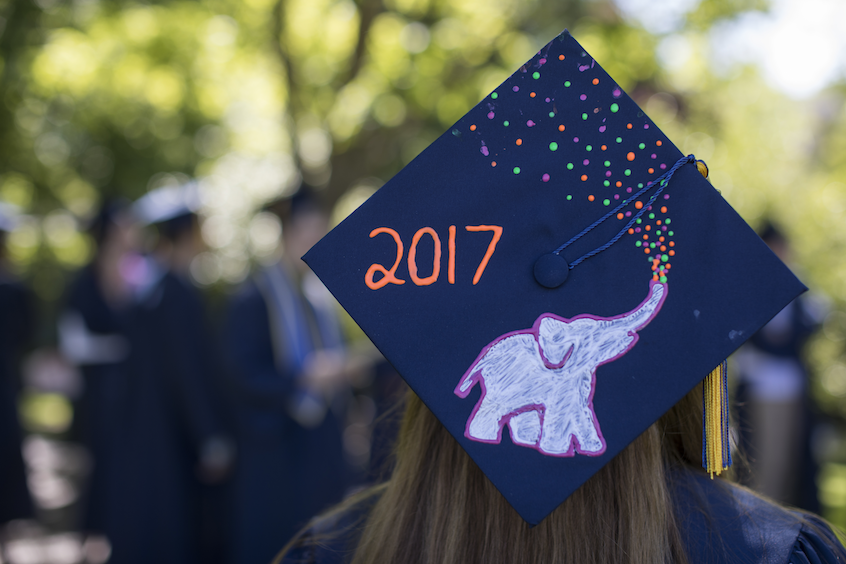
top-left (650, 242), bottom-right (656, 248)
top-left (604, 180), bottom-right (610, 187)
top-left (491, 92), bottom-right (498, 99)
top-left (636, 218), bottom-right (642, 224)
top-left (567, 195), bottom-right (573, 200)
top-left (549, 112), bottom-right (555, 118)
top-left (610, 103), bottom-right (619, 113)
top-left (639, 143), bottom-right (646, 149)
top-left (513, 167), bottom-right (520, 174)
top-left (582, 113), bottom-right (588, 120)
top-left (637, 183), bottom-right (643, 188)
top-left (648, 213), bottom-right (655, 219)
top-left (661, 254), bottom-right (669, 262)
top-left (549, 142), bottom-right (558, 151)
top-left (616, 137), bottom-right (622, 143)
top-left (604, 160), bottom-right (610, 167)
top-left (660, 276), bottom-right (667, 283)
top-left (564, 81), bottom-right (571, 87)
top-left (504, 120), bottom-right (509, 126)
top-left (636, 241), bottom-right (642, 247)
top-left (603, 199), bottom-right (610, 206)
top-left (567, 163), bottom-right (574, 170)
top-left (624, 169), bottom-right (631, 176)
top-left (668, 231), bottom-right (674, 236)
top-left (533, 71), bottom-right (540, 79)
top-left (586, 145), bottom-right (592, 151)
top-left (665, 218), bottom-right (671, 224)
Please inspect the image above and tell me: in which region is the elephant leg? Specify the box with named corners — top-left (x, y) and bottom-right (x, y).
top-left (508, 411), bottom-right (541, 446)
top-left (537, 408), bottom-right (576, 455)
top-left (467, 397), bottom-right (509, 442)
top-left (572, 374), bottom-right (603, 454)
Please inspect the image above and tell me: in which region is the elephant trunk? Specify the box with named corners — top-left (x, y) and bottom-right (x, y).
top-left (613, 281), bottom-right (667, 333)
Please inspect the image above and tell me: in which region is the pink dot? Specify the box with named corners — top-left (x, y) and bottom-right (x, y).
top-left (573, 137), bottom-right (579, 142)
top-left (488, 111), bottom-right (495, 119)
top-left (580, 94), bottom-right (587, 101)
top-left (583, 159), bottom-right (590, 165)
top-left (613, 88), bottom-right (621, 98)
top-left (539, 58), bottom-right (547, 64)
top-left (605, 171), bottom-right (612, 177)
top-left (651, 153), bottom-right (657, 159)
top-left (660, 163), bottom-right (667, 169)
top-left (614, 194), bottom-right (620, 200)
top-left (545, 97), bottom-right (551, 102)
top-left (513, 86), bottom-right (519, 92)
top-left (480, 146), bottom-right (489, 156)
top-left (635, 227), bottom-right (641, 233)
top-left (542, 173), bottom-right (550, 182)
top-left (663, 194), bottom-right (669, 200)
top-left (625, 211), bottom-right (632, 217)
top-left (527, 120), bottom-right (535, 127)
top-left (644, 124), bottom-right (649, 129)
top-left (626, 187), bottom-right (633, 193)
top-left (647, 205), bottom-right (652, 211)
top-left (599, 125), bottom-right (606, 132)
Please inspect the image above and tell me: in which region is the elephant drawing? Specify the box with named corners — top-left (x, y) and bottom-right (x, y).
top-left (454, 281), bottom-right (667, 457)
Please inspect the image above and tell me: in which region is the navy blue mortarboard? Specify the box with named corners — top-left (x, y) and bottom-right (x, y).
top-left (303, 30), bottom-right (805, 525)
top-left (133, 182), bottom-right (201, 227)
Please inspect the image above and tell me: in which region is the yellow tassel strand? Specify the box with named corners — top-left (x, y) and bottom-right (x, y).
top-left (702, 361), bottom-right (731, 478)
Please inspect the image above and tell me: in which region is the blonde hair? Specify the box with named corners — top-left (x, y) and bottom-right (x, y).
top-left (282, 387), bottom-right (707, 564)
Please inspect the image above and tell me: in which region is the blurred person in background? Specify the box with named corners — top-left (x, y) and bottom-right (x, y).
top-left (735, 222), bottom-right (826, 510)
top-left (0, 203), bottom-right (35, 555)
top-left (224, 187), bottom-right (363, 564)
top-left (107, 184), bottom-right (234, 564)
top-left (58, 199), bottom-right (136, 547)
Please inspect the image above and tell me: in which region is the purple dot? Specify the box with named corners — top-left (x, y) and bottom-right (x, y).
top-left (513, 86), bottom-right (519, 92)
top-left (647, 205), bottom-right (652, 211)
top-left (625, 211), bottom-right (632, 217)
top-left (647, 181), bottom-right (653, 186)
top-left (635, 227), bottom-right (641, 233)
top-left (627, 187), bottom-right (633, 193)
top-left (480, 146), bottom-right (489, 156)
top-left (573, 137), bottom-right (579, 142)
top-left (614, 194), bottom-right (620, 200)
top-left (651, 153), bottom-right (657, 159)
top-left (613, 88), bottom-right (621, 98)
top-left (599, 125), bottom-right (606, 132)
top-left (662, 225), bottom-right (668, 231)
top-left (644, 124), bottom-right (649, 129)
top-left (542, 173), bottom-right (550, 182)
top-left (605, 171), bottom-right (612, 177)
top-left (545, 97), bottom-right (551, 102)
top-left (539, 58), bottom-right (547, 64)
top-left (488, 111), bottom-right (495, 119)
top-left (527, 120), bottom-right (535, 127)
top-left (663, 194), bottom-right (670, 200)
top-left (580, 94), bottom-right (587, 101)
top-left (583, 159), bottom-right (590, 165)
top-left (660, 163), bottom-right (667, 170)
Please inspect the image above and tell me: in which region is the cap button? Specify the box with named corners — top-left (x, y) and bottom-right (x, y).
top-left (533, 253), bottom-right (570, 288)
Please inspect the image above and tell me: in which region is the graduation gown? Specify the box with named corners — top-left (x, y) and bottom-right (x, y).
top-left (280, 470), bottom-right (846, 564)
top-left (109, 269), bottom-right (223, 564)
top-left (0, 276), bottom-right (33, 524)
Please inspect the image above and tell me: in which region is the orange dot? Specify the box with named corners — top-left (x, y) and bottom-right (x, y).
top-left (656, 220), bottom-right (661, 225)
top-left (666, 264), bottom-right (671, 269)
top-left (656, 140), bottom-right (662, 146)
top-left (582, 175), bottom-right (589, 182)
top-left (601, 145), bottom-right (607, 151)
top-left (470, 124), bottom-right (476, 131)
top-left (516, 139), bottom-right (522, 146)
top-left (652, 266), bottom-right (657, 272)
top-left (645, 248), bottom-right (651, 254)
top-left (628, 228), bottom-right (634, 235)
top-left (491, 161), bottom-right (496, 167)
top-left (558, 125), bottom-right (565, 131)
top-left (660, 245), bottom-right (667, 251)
top-left (627, 123), bottom-right (633, 129)
top-left (669, 250), bottom-right (675, 256)
top-left (669, 242), bottom-right (674, 247)
top-left (530, 92), bottom-right (536, 98)
top-left (592, 78), bottom-right (599, 85)
top-left (588, 194), bottom-right (594, 200)
top-left (627, 152), bottom-right (635, 161)
top-left (559, 54), bottom-right (565, 60)
top-left (652, 274), bottom-right (659, 281)
top-left (617, 213), bottom-right (624, 220)
top-left (616, 181), bottom-right (622, 187)
top-left (648, 168), bottom-right (654, 174)
top-left (635, 201), bottom-right (643, 210)
top-left (643, 234), bottom-right (649, 240)
top-left (645, 225), bottom-right (651, 231)
top-left (660, 206), bottom-right (667, 213)
top-left (659, 236), bottom-right (665, 242)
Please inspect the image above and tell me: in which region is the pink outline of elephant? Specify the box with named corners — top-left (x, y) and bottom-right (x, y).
top-left (454, 281), bottom-right (667, 457)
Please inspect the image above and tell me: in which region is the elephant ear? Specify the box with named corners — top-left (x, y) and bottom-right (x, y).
top-left (537, 316), bottom-right (572, 366)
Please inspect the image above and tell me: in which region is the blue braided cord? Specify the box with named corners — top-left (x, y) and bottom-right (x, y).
top-left (722, 360), bottom-right (732, 467)
top-left (554, 154), bottom-right (696, 268)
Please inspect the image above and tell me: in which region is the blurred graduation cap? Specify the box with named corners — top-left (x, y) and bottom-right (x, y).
top-left (0, 202), bottom-right (22, 233)
top-left (133, 181), bottom-right (201, 239)
top-left (303, 30), bottom-right (805, 525)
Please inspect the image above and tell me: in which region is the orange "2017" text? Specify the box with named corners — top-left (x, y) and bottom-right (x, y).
top-left (365, 225), bottom-right (503, 290)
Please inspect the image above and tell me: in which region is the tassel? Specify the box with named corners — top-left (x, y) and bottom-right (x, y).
top-left (702, 360), bottom-right (731, 478)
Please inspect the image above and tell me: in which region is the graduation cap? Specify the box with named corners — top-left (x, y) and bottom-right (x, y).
top-left (303, 30), bottom-right (805, 526)
top-left (0, 202), bottom-right (22, 233)
top-left (133, 181), bottom-right (201, 227)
